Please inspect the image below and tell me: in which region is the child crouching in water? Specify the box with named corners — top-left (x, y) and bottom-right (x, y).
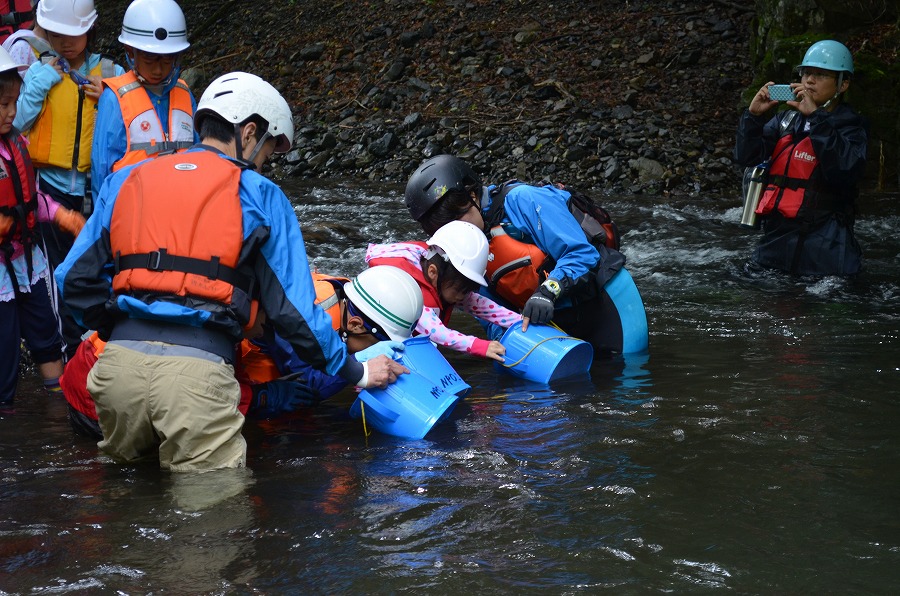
top-left (366, 220), bottom-right (521, 362)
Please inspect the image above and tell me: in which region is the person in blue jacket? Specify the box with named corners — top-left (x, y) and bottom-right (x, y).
top-left (90, 0), bottom-right (199, 202)
top-left (55, 72), bottom-right (407, 472)
top-left (404, 154), bottom-right (649, 358)
top-left (734, 40), bottom-right (867, 277)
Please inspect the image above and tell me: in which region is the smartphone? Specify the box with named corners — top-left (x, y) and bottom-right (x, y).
top-left (767, 84), bottom-right (797, 102)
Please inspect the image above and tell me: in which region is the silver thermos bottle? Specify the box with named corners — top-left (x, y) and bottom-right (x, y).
top-left (739, 165), bottom-right (767, 229)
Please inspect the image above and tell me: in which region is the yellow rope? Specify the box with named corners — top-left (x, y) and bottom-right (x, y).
top-left (360, 400), bottom-right (371, 438)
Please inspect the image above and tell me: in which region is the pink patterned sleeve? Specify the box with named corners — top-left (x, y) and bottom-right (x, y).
top-left (416, 306), bottom-right (491, 357)
top-left (460, 292), bottom-right (522, 327)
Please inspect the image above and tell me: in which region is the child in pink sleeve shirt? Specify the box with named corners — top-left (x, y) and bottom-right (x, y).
top-left (366, 221), bottom-right (521, 362)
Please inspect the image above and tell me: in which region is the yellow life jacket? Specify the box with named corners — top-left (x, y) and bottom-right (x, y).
top-left (26, 57), bottom-right (115, 172)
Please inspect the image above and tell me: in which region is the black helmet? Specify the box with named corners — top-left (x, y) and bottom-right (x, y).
top-left (404, 155), bottom-right (482, 221)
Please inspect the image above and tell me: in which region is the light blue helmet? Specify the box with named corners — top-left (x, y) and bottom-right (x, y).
top-left (800, 40), bottom-right (854, 74)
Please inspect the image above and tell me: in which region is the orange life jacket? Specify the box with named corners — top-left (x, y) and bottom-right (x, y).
top-left (0, 132), bottom-right (38, 279)
top-left (103, 71), bottom-right (195, 172)
top-left (110, 151), bottom-right (252, 317)
top-left (312, 272), bottom-right (350, 330)
top-left (756, 135), bottom-right (817, 219)
top-left (756, 131), bottom-right (846, 222)
top-left (485, 227), bottom-right (550, 310)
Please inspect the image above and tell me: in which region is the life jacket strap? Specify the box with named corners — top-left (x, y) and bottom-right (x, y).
top-left (129, 140), bottom-right (194, 156)
top-left (114, 248), bottom-right (253, 295)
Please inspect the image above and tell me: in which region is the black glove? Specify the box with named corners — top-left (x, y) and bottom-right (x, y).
top-left (522, 279), bottom-right (561, 326)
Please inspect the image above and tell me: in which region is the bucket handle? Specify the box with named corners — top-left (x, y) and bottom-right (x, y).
top-left (501, 333), bottom-right (575, 368)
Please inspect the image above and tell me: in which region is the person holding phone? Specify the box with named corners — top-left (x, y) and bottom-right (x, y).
top-left (734, 39), bottom-right (868, 277)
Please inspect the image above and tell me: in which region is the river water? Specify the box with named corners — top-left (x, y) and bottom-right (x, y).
top-left (1, 181), bottom-right (898, 593)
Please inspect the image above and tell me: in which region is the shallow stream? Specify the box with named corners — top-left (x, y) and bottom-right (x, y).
top-left (1, 182), bottom-right (898, 593)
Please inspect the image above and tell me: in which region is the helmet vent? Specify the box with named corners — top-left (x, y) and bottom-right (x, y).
top-left (155, 28), bottom-right (168, 41)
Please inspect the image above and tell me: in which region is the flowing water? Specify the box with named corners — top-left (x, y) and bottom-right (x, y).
top-left (1, 181), bottom-right (898, 593)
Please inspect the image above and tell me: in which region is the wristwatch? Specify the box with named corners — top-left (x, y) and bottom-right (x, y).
top-left (541, 279), bottom-right (561, 299)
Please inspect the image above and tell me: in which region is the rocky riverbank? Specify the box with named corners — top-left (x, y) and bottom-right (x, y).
top-left (92, 1), bottom-right (764, 198)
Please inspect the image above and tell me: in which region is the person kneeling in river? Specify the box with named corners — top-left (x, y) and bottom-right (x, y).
top-left (54, 72), bottom-right (407, 472)
top-left (61, 266), bottom-right (424, 440)
top-left (404, 155), bottom-right (647, 358)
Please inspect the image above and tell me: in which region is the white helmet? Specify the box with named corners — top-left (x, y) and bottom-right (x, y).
top-left (118, 0), bottom-right (189, 54)
top-left (343, 266), bottom-right (424, 341)
top-left (0, 47), bottom-right (27, 76)
top-left (426, 221), bottom-right (489, 286)
top-left (195, 71), bottom-right (294, 153)
top-left (37, 0), bottom-right (97, 36)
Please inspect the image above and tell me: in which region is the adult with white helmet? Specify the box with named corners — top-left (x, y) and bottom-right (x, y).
top-left (91, 0), bottom-right (198, 201)
top-left (14, 0), bottom-right (123, 360)
top-left (735, 39), bottom-right (867, 276)
top-left (366, 220), bottom-right (523, 363)
top-left (56, 71), bottom-right (408, 472)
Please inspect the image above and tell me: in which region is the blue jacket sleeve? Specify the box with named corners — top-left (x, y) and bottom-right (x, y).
top-left (806, 105), bottom-right (867, 188)
top-left (13, 60), bottom-right (61, 132)
top-left (267, 333), bottom-right (348, 399)
top-left (54, 169), bottom-right (122, 330)
top-left (240, 171), bottom-right (355, 379)
top-left (91, 87), bottom-right (128, 200)
top-left (503, 184), bottom-right (600, 284)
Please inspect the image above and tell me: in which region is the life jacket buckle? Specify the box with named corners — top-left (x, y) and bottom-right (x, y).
top-left (147, 249), bottom-right (166, 271)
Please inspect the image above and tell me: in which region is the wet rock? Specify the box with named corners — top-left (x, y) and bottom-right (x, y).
top-left (298, 43), bottom-right (326, 61)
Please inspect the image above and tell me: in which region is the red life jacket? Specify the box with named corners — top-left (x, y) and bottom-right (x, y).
top-left (367, 243), bottom-right (451, 327)
top-left (756, 132), bottom-right (843, 221)
top-left (110, 151), bottom-right (252, 319)
top-left (0, 0), bottom-right (33, 45)
top-left (0, 132), bottom-right (38, 278)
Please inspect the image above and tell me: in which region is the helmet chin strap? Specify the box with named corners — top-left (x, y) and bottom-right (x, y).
top-left (126, 51), bottom-right (181, 91)
top-left (821, 72), bottom-right (845, 110)
top-left (245, 131), bottom-right (273, 166)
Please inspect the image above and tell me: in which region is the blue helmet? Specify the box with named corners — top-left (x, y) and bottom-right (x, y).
top-left (800, 40), bottom-right (853, 74)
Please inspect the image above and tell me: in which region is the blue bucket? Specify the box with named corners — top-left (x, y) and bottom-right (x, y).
top-left (349, 369), bottom-right (461, 439)
top-left (604, 268), bottom-right (649, 354)
top-left (397, 336), bottom-right (471, 398)
top-left (497, 321), bottom-right (593, 383)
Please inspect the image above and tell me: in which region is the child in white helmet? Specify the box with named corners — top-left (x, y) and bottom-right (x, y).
top-left (13, 0), bottom-right (123, 360)
top-left (366, 220), bottom-right (522, 362)
top-left (91, 0), bottom-right (198, 201)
